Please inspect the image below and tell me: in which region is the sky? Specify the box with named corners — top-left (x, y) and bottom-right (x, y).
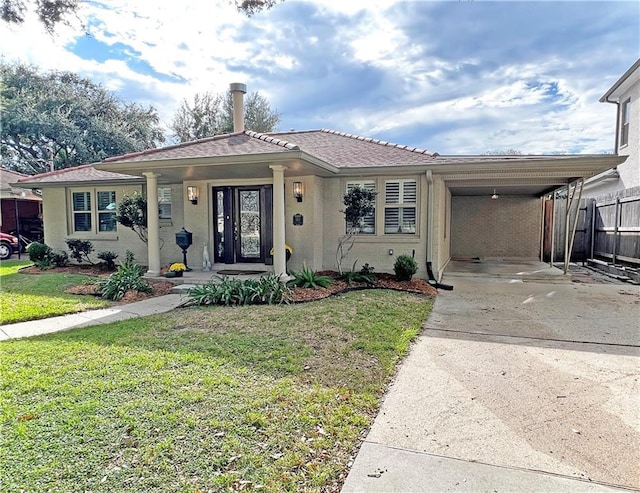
top-left (2, 0), bottom-right (639, 155)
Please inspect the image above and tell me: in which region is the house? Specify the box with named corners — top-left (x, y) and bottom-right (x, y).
top-left (15, 83), bottom-right (625, 281)
top-left (0, 168), bottom-right (43, 241)
top-left (584, 58), bottom-right (639, 196)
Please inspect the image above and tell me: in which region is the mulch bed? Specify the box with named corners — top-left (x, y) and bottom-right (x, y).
top-left (21, 265), bottom-right (437, 305)
top-left (20, 264), bottom-right (175, 304)
top-left (287, 271), bottom-right (437, 303)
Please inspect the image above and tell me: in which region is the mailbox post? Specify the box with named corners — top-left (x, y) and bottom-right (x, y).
top-left (175, 227), bottom-right (193, 271)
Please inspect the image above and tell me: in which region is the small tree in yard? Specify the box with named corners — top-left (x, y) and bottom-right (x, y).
top-left (336, 186), bottom-right (377, 274)
top-left (116, 192), bottom-right (148, 243)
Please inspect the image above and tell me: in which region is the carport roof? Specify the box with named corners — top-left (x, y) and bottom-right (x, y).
top-left (429, 153), bottom-right (627, 197)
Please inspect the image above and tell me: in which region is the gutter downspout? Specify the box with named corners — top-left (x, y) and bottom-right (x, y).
top-left (425, 171), bottom-right (453, 290)
top-left (602, 94), bottom-right (620, 154)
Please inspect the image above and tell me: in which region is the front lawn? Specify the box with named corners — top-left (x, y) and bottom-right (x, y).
top-left (0, 260), bottom-right (108, 325)
top-left (0, 290), bottom-right (432, 492)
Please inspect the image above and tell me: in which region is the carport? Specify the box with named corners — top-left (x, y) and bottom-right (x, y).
top-left (430, 154), bottom-right (627, 275)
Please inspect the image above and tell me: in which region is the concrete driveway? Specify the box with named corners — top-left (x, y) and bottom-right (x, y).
top-left (343, 271), bottom-right (640, 492)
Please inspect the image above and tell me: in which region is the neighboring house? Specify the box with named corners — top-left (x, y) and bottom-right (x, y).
top-left (584, 58), bottom-right (639, 196)
top-left (16, 84), bottom-right (625, 281)
top-left (0, 168), bottom-right (43, 241)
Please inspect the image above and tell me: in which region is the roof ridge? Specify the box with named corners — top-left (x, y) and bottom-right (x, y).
top-left (102, 131), bottom-right (247, 163)
top-left (17, 163), bottom-right (97, 182)
top-left (245, 130), bottom-right (300, 150)
top-left (319, 129), bottom-right (439, 157)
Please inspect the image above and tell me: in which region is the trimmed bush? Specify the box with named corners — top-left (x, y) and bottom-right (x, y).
top-left (393, 254), bottom-right (418, 281)
top-left (26, 242), bottom-right (51, 262)
top-left (66, 239), bottom-right (94, 264)
top-left (48, 250), bottom-right (69, 267)
top-left (97, 251), bottom-right (118, 270)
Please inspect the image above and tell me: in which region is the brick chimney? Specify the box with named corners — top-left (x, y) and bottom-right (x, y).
top-left (230, 82), bottom-right (247, 132)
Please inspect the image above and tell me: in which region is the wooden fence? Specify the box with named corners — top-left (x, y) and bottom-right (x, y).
top-left (544, 187), bottom-right (640, 265)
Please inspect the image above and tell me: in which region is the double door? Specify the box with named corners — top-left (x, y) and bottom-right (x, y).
top-left (213, 186), bottom-right (273, 264)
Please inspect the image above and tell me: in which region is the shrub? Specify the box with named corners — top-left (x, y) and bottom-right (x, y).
top-left (360, 263), bottom-right (375, 275)
top-left (48, 250), bottom-right (69, 267)
top-left (96, 251), bottom-right (150, 301)
top-left (340, 261), bottom-right (376, 285)
top-left (26, 242), bottom-right (51, 262)
top-left (288, 264), bottom-right (333, 289)
top-left (182, 274), bottom-right (290, 307)
top-left (394, 254), bottom-right (418, 281)
top-left (66, 239), bottom-right (94, 264)
top-left (97, 251), bottom-right (118, 271)
top-left (27, 243), bottom-right (67, 269)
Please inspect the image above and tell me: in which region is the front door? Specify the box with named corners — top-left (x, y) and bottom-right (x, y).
top-left (213, 186), bottom-right (273, 264)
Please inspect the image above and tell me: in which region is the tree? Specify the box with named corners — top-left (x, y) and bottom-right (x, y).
top-left (171, 92), bottom-right (225, 143)
top-left (1, 0), bottom-right (280, 33)
top-left (336, 186), bottom-right (377, 274)
top-left (115, 192), bottom-right (148, 244)
top-left (1, 62), bottom-right (165, 175)
top-left (171, 90), bottom-right (280, 143)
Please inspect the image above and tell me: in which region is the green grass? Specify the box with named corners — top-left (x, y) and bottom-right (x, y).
top-left (0, 290), bottom-right (432, 492)
top-left (0, 259), bottom-right (108, 324)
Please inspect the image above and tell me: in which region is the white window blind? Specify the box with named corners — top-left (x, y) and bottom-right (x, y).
top-left (158, 187), bottom-right (172, 219)
top-left (384, 179), bottom-right (417, 234)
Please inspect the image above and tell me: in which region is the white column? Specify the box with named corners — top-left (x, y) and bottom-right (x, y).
top-left (270, 165), bottom-right (287, 278)
top-left (143, 172), bottom-right (161, 276)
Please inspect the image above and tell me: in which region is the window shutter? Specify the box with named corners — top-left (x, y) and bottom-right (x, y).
top-left (73, 192), bottom-right (91, 212)
top-left (385, 181), bottom-right (400, 204)
top-left (158, 187), bottom-right (172, 203)
top-left (403, 181), bottom-right (417, 203)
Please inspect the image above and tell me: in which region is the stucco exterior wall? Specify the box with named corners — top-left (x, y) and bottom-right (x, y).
top-left (41, 184), bottom-right (184, 268)
top-left (430, 177), bottom-right (451, 279)
top-left (451, 195), bottom-right (542, 259)
top-left (585, 73), bottom-right (640, 197)
top-left (284, 175), bottom-right (324, 272)
top-left (321, 174), bottom-right (429, 278)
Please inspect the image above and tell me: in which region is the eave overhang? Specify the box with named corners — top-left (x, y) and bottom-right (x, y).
top-left (94, 150), bottom-right (341, 181)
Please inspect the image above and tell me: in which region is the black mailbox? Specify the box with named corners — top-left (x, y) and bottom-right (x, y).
top-left (176, 227), bottom-right (193, 249)
top-left (175, 227), bottom-right (193, 270)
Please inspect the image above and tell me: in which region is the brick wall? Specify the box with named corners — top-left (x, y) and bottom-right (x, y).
top-left (451, 195), bottom-right (542, 258)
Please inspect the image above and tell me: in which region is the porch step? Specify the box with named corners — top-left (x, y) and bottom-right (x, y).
top-left (170, 284), bottom-right (198, 294)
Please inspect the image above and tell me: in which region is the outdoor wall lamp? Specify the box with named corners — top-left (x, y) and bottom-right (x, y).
top-left (491, 189), bottom-right (499, 200)
top-left (293, 181), bottom-right (304, 202)
top-left (187, 186), bottom-right (199, 205)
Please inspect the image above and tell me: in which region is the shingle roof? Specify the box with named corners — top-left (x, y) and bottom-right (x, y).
top-left (103, 131), bottom-right (297, 163)
top-left (265, 129), bottom-right (438, 168)
top-left (16, 164), bottom-right (139, 184)
top-left (101, 129), bottom-right (439, 168)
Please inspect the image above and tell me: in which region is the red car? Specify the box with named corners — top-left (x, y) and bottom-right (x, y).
top-left (0, 232), bottom-right (19, 260)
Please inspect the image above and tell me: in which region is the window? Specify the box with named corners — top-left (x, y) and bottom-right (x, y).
top-left (97, 191), bottom-right (117, 232)
top-left (71, 190), bottom-right (117, 234)
top-left (72, 192), bottom-right (92, 232)
top-left (158, 187), bottom-right (172, 219)
top-left (620, 98), bottom-right (631, 147)
top-left (384, 179), bottom-right (417, 234)
top-left (346, 180), bottom-right (376, 234)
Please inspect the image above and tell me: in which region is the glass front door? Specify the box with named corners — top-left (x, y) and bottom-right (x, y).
top-left (213, 186), bottom-right (273, 264)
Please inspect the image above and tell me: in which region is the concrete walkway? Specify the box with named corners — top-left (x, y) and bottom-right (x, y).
top-left (0, 294), bottom-right (184, 341)
top-left (342, 275), bottom-right (640, 492)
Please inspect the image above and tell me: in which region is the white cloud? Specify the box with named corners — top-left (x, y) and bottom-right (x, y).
top-left (0, 0), bottom-right (635, 155)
